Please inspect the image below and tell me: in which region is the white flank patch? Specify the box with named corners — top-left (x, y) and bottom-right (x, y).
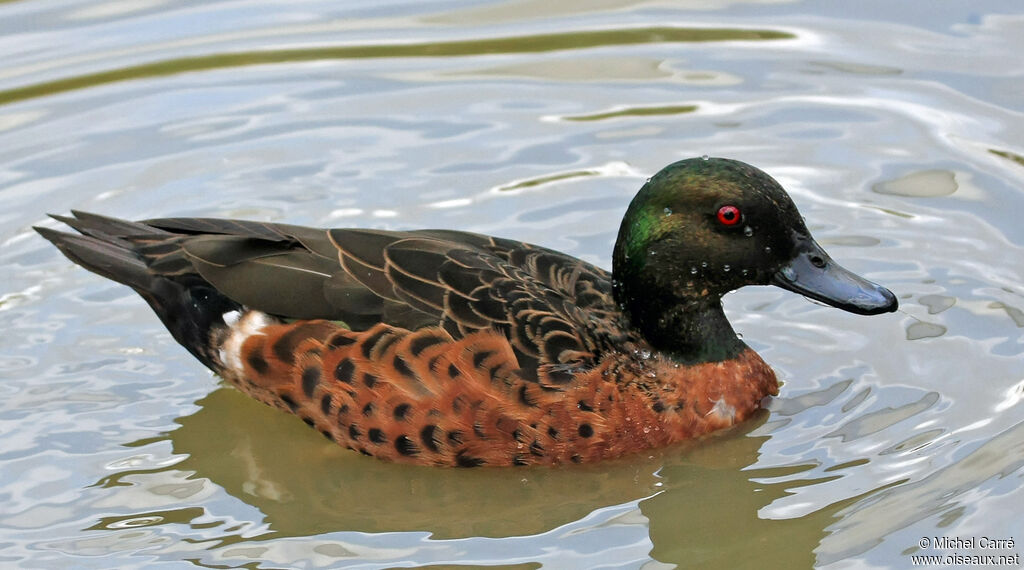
top-left (222, 309), bottom-right (242, 327)
top-left (707, 397), bottom-right (737, 423)
top-left (219, 310), bottom-right (274, 374)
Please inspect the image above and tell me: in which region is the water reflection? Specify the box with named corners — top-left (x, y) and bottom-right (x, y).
top-left (154, 386), bottom-right (665, 538)
top-left (97, 388), bottom-right (848, 567)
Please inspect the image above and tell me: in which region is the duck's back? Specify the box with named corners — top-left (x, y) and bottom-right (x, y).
top-left (134, 216), bottom-right (629, 378)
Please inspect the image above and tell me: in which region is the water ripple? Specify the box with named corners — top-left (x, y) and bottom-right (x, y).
top-left (0, 26), bottom-right (793, 105)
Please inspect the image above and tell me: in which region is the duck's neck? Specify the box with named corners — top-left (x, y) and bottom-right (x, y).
top-left (610, 183), bottom-right (748, 364)
top-left (621, 294), bottom-right (747, 364)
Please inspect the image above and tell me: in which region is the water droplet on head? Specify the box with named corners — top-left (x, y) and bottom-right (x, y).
top-left (701, 154), bottom-right (710, 161)
top-left (741, 269), bottom-right (749, 276)
top-left (648, 249), bottom-right (656, 256)
top-left (764, 246), bottom-right (772, 254)
top-left (701, 261), bottom-right (708, 268)
top-left (690, 267), bottom-right (698, 275)
top-left (663, 207), bottom-right (672, 216)
top-left (743, 226), bottom-right (754, 237)
top-left (640, 349), bottom-right (652, 359)
top-left (723, 264), bottom-right (731, 272)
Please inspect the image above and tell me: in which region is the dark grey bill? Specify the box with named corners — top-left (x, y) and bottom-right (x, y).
top-left (772, 236), bottom-right (898, 315)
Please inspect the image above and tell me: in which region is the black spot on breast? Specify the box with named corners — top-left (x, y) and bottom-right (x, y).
top-left (395, 435), bottom-right (419, 456)
top-left (447, 363), bottom-right (460, 378)
top-left (455, 452), bottom-right (485, 468)
top-left (472, 350), bottom-right (493, 369)
top-left (652, 400), bottom-right (666, 413)
top-left (529, 440), bottom-right (544, 457)
top-left (369, 428), bottom-right (387, 444)
top-left (328, 333), bottom-right (356, 348)
top-left (420, 425), bottom-right (441, 452)
top-left (363, 373), bottom-right (377, 388)
top-left (301, 367), bottom-right (320, 398)
top-left (280, 394), bottom-right (298, 412)
top-left (362, 403), bottom-right (375, 417)
top-left (360, 328), bottom-right (388, 359)
top-left (393, 355), bottom-right (416, 379)
top-left (320, 394), bottom-right (332, 416)
top-left (512, 428), bottom-right (524, 442)
top-left (447, 430), bottom-right (464, 445)
top-left (518, 385), bottom-right (537, 407)
top-left (246, 351), bottom-right (269, 375)
top-left (321, 430), bottom-right (334, 441)
top-left (302, 417), bottom-right (315, 428)
top-left (409, 334), bottom-right (445, 356)
top-left (547, 426), bottom-right (559, 440)
top-left (348, 424), bottom-right (361, 440)
top-left (393, 403), bottom-right (411, 421)
top-left (334, 359), bottom-right (355, 384)
top-left (578, 423), bottom-right (594, 438)
top-left (577, 400), bottom-right (593, 412)
top-left (513, 455), bottom-right (530, 466)
top-left (272, 328), bottom-right (308, 365)
top-left (421, 423), bottom-right (442, 450)
top-left (571, 454), bottom-right (583, 464)
top-left (338, 404), bottom-right (350, 416)
top-left (377, 333), bottom-right (400, 356)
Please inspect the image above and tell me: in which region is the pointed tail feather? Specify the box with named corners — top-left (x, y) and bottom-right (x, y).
top-left (34, 225), bottom-right (155, 291)
top-left (35, 213), bottom-right (243, 371)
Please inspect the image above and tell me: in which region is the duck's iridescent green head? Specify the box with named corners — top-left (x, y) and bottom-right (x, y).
top-left (612, 157), bottom-right (897, 362)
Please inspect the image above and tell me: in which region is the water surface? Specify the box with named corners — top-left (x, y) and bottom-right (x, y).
top-left (2, 1), bottom-right (1022, 568)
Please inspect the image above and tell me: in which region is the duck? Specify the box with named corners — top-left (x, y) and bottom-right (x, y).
top-left (35, 157), bottom-right (897, 467)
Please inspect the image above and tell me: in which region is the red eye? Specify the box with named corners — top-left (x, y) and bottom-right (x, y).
top-left (716, 205), bottom-right (741, 226)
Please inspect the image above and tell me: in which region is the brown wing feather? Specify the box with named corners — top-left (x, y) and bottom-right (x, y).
top-left (75, 215), bottom-right (629, 369)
